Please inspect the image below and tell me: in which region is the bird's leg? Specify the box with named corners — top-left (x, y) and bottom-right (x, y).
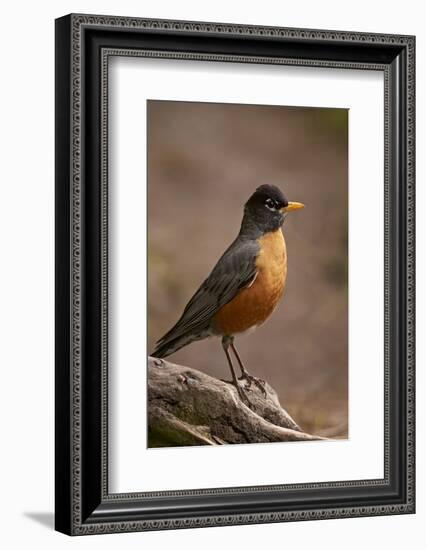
top-left (231, 340), bottom-right (267, 397)
top-left (222, 336), bottom-right (251, 407)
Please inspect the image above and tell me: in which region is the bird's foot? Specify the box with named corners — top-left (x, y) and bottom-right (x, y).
top-left (239, 372), bottom-right (267, 397)
top-left (233, 381), bottom-right (253, 408)
top-left (222, 378), bottom-right (253, 408)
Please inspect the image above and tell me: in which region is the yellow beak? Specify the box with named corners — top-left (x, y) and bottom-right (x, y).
top-left (282, 201), bottom-right (305, 212)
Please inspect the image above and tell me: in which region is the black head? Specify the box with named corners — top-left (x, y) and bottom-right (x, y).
top-left (240, 184), bottom-right (304, 236)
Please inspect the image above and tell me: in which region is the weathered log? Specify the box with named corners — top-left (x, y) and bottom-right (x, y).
top-left (148, 356), bottom-right (325, 447)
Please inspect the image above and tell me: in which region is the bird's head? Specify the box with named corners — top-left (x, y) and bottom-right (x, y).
top-left (242, 184), bottom-right (304, 235)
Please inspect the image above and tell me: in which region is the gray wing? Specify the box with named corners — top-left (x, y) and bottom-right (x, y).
top-left (154, 238), bottom-right (259, 351)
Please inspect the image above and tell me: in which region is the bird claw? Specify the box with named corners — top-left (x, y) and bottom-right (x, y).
top-left (239, 373), bottom-right (267, 397)
top-left (222, 378), bottom-right (253, 408)
top-left (234, 382), bottom-right (254, 409)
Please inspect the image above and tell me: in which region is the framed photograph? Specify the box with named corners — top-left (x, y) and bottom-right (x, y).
top-left (55, 14), bottom-right (415, 535)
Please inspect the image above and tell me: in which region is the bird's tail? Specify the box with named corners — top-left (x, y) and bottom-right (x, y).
top-left (151, 331), bottom-right (203, 359)
top-left (151, 337), bottom-right (183, 359)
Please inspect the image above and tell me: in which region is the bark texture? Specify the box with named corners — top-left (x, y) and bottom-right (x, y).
top-left (148, 356), bottom-right (325, 447)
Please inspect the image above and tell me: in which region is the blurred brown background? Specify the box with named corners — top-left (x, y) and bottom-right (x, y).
top-left (147, 100), bottom-right (348, 437)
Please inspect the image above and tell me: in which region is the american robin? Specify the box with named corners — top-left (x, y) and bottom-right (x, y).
top-left (152, 184), bottom-right (304, 405)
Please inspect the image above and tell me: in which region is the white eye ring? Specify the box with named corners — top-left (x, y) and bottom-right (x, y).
top-left (265, 198), bottom-right (276, 211)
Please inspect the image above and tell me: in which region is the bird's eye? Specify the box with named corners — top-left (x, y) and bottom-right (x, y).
top-left (265, 198), bottom-right (276, 211)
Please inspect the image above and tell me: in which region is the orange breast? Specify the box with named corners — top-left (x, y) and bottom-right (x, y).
top-left (213, 230), bottom-right (287, 336)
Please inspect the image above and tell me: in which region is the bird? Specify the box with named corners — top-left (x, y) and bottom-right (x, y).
top-left (151, 184), bottom-right (304, 406)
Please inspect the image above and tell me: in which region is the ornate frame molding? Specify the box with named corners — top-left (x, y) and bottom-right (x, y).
top-left (55, 14), bottom-right (415, 535)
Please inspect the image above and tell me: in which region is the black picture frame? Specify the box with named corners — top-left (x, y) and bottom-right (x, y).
top-left (55, 13), bottom-right (415, 535)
